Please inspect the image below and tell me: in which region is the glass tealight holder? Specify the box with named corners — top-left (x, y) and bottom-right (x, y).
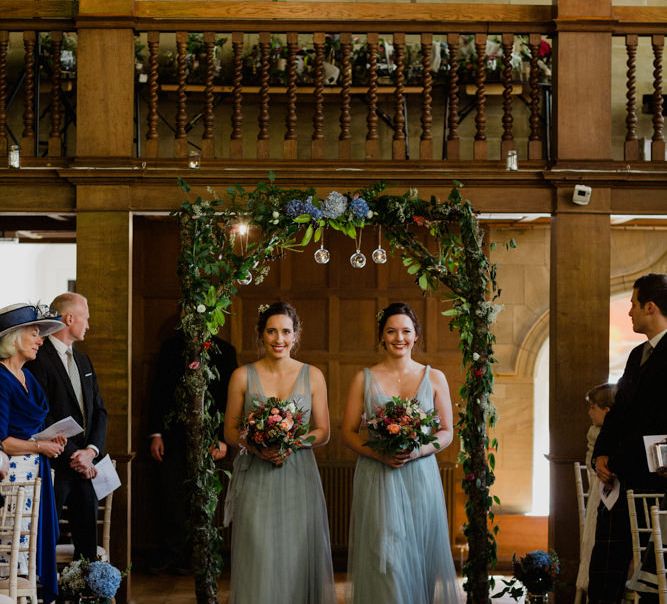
top-left (8, 145), bottom-right (20, 169)
top-left (188, 150), bottom-right (201, 169)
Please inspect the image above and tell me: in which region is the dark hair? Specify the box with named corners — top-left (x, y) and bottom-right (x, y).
top-left (585, 383), bottom-right (617, 410)
top-left (377, 302), bottom-right (423, 343)
top-left (634, 273), bottom-right (667, 316)
top-left (256, 301), bottom-right (302, 351)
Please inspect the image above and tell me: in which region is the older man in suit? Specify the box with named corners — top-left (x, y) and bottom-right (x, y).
top-left (588, 273), bottom-right (667, 603)
top-left (27, 292), bottom-right (107, 562)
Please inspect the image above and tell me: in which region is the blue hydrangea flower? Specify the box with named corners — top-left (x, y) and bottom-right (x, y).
top-left (285, 199), bottom-right (305, 218)
top-left (350, 197), bottom-right (369, 219)
top-left (321, 191), bottom-right (348, 219)
top-left (302, 197), bottom-right (323, 221)
top-left (87, 561), bottom-right (122, 599)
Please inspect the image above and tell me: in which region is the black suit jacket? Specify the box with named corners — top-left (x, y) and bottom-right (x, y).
top-left (26, 338), bottom-right (108, 477)
top-left (147, 334), bottom-right (237, 447)
top-left (593, 334), bottom-right (667, 492)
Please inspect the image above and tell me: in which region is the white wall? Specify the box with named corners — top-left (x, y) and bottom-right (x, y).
top-left (0, 242), bottom-right (76, 308)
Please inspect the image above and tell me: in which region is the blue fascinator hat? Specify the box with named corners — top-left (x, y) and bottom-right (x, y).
top-left (0, 303), bottom-right (65, 339)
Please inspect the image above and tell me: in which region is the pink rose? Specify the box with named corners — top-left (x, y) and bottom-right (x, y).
top-left (270, 407), bottom-right (280, 415)
top-left (268, 415), bottom-right (281, 426)
top-left (279, 418), bottom-right (294, 432)
top-left (188, 361), bottom-right (200, 370)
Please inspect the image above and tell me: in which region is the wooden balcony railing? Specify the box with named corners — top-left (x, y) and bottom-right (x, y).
top-left (1, 3), bottom-right (667, 165)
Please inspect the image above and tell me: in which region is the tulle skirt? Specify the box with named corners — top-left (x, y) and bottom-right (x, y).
top-left (347, 454), bottom-right (463, 604)
top-left (225, 449), bottom-right (336, 604)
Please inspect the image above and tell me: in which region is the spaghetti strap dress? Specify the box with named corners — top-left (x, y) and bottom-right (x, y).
top-left (347, 366), bottom-right (463, 604)
top-left (224, 363), bottom-right (336, 604)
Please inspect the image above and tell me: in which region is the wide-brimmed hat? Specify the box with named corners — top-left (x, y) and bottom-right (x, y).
top-left (0, 303), bottom-right (65, 339)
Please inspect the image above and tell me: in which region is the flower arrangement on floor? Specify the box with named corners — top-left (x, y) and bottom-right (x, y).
top-left (240, 396), bottom-right (314, 465)
top-left (493, 550), bottom-right (560, 601)
top-left (365, 396), bottom-right (441, 456)
top-left (60, 559), bottom-right (124, 603)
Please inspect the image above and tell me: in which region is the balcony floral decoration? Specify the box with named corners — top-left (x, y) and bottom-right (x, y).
top-left (40, 32), bottom-right (78, 79)
top-left (455, 34), bottom-right (552, 83)
top-left (158, 34), bottom-right (226, 84)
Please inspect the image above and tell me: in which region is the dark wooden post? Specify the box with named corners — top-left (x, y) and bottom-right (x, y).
top-left (551, 0), bottom-right (613, 600)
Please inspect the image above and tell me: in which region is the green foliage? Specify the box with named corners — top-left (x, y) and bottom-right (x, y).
top-left (175, 177), bottom-right (502, 604)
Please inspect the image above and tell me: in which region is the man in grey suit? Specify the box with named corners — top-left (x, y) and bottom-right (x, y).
top-left (27, 292), bottom-right (108, 561)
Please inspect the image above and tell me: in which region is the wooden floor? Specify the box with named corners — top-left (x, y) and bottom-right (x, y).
top-left (130, 571), bottom-right (522, 603)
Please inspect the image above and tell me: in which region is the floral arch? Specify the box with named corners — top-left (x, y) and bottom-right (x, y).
top-left (174, 176), bottom-right (501, 604)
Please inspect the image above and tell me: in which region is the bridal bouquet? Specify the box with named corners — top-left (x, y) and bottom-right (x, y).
top-left (365, 396), bottom-right (441, 456)
top-left (240, 396), bottom-right (313, 463)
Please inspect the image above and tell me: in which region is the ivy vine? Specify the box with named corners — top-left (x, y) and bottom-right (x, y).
top-left (175, 175), bottom-right (502, 604)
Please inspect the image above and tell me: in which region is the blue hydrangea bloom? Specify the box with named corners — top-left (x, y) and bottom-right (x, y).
top-left (87, 561), bottom-right (122, 599)
top-left (285, 199), bottom-right (305, 218)
top-left (350, 197), bottom-right (369, 219)
top-left (302, 197), bottom-right (323, 221)
top-left (321, 191), bottom-right (348, 219)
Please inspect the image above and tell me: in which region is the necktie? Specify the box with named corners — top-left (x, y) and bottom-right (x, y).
top-left (66, 349), bottom-right (86, 428)
top-left (641, 341), bottom-right (653, 366)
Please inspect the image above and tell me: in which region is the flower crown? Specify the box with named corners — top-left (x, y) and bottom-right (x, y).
top-left (258, 304), bottom-right (270, 315)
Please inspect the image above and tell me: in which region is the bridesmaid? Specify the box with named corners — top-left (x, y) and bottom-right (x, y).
top-left (223, 301), bottom-right (336, 604)
top-left (341, 302), bottom-right (463, 604)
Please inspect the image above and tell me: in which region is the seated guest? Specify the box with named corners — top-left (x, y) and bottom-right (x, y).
top-left (0, 303), bottom-right (67, 603)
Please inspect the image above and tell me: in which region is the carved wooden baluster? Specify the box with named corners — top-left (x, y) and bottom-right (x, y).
top-left (48, 31), bottom-right (63, 157)
top-left (22, 32), bottom-right (36, 156)
top-left (338, 32), bottom-right (352, 160)
top-left (473, 33), bottom-right (487, 160)
top-left (420, 33), bottom-right (433, 160)
top-left (624, 34), bottom-right (639, 162)
top-left (257, 31), bottom-right (271, 160)
top-left (145, 31), bottom-right (160, 157)
top-left (284, 32), bottom-right (298, 160)
top-left (500, 33), bottom-right (515, 160)
top-left (528, 33), bottom-right (543, 160)
top-left (446, 33), bottom-right (460, 160)
top-left (312, 32), bottom-right (325, 160)
top-left (0, 31), bottom-right (8, 155)
top-left (230, 32), bottom-right (244, 159)
top-left (366, 33), bottom-right (379, 159)
top-left (174, 32), bottom-right (188, 158)
top-left (651, 34), bottom-right (665, 162)
top-left (392, 33), bottom-right (406, 160)
top-left (201, 32), bottom-right (216, 159)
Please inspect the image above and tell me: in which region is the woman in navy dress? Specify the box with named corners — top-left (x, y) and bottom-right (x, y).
top-left (0, 304), bottom-right (67, 603)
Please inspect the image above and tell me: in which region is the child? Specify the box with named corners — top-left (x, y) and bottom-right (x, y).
top-left (576, 382), bottom-right (618, 595)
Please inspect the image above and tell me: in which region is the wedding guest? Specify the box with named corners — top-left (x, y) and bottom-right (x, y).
top-left (575, 383), bottom-right (617, 596)
top-left (341, 302), bottom-right (463, 604)
top-left (223, 301), bottom-right (335, 604)
top-left (590, 274), bottom-right (667, 603)
top-left (147, 326), bottom-right (237, 574)
top-left (27, 292), bottom-right (108, 563)
top-left (0, 303), bottom-right (68, 603)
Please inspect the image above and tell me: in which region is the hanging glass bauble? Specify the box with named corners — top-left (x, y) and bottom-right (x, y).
top-left (314, 245), bottom-right (330, 264)
top-left (237, 272), bottom-right (253, 285)
top-left (371, 247), bottom-right (387, 264)
top-left (350, 250), bottom-right (367, 269)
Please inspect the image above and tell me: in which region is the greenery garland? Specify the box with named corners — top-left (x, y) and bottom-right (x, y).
top-left (175, 175), bottom-right (502, 604)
